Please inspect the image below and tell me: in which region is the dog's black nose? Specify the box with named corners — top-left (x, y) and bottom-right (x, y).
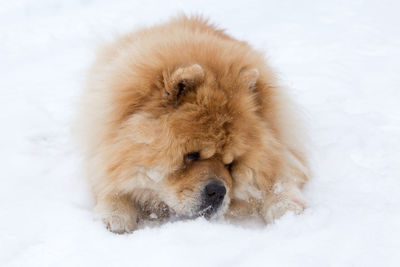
top-left (205, 181), bottom-right (226, 201)
top-left (200, 180), bottom-right (226, 217)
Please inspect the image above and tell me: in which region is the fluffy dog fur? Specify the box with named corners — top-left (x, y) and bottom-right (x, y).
top-left (76, 15), bottom-right (310, 233)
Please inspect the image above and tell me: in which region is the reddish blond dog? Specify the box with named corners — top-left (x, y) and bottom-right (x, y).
top-left (76, 16), bottom-right (309, 233)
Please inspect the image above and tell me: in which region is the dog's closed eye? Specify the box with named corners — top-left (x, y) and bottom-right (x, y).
top-left (225, 161), bottom-right (234, 173)
top-left (184, 152), bottom-right (200, 163)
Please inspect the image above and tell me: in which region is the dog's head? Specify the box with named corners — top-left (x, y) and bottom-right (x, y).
top-left (107, 63), bottom-right (280, 218)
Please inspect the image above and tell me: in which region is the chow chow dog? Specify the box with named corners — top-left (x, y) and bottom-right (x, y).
top-left (76, 15), bottom-right (309, 233)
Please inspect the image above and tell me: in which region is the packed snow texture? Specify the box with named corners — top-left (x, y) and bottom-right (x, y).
top-left (1, 0), bottom-right (399, 266)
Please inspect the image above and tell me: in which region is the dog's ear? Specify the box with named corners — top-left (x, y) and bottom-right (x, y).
top-left (240, 68), bottom-right (259, 92)
top-left (163, 64), bottom-right (204, 103)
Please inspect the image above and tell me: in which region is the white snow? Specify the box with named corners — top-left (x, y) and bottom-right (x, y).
top-left (1, 0), bottom-right (400, 266)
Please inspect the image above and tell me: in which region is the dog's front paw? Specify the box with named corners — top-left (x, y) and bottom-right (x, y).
top-left (262, 185), bottom-right (306, 224)
top-left (264, 197), bottom-right (305, 224)
top-left (95, 198), bottom-right (138, 234)
top-left (101, 213), bottom-right (137, 234)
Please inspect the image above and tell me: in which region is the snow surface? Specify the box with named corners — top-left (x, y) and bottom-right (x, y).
top-left (1, 0), bottom-right (400, 266)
